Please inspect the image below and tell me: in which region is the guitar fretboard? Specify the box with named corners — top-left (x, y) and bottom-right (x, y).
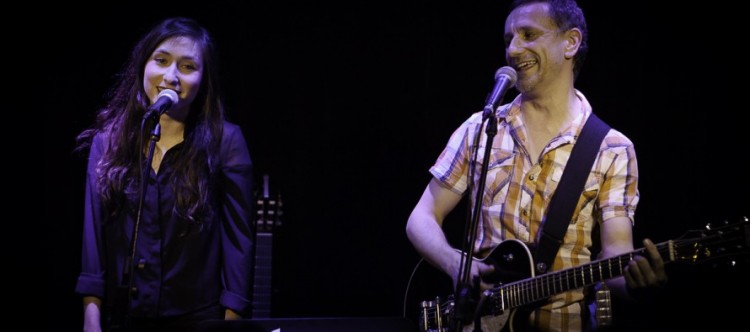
top-left (496, 242), bottom-right (674, 310)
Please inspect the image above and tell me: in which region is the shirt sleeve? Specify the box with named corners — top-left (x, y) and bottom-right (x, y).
top-left (598, 134), bottom-right (639, 223)
top-left (75, 134), bottom-right (107, 298)
top-left (218, 123), bottom-right (255, 316)
top-left (430, 112), bottom-right (484, 195)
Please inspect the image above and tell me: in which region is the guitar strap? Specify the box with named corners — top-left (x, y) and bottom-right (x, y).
top-left (533, 113), bottom-right (610, 274)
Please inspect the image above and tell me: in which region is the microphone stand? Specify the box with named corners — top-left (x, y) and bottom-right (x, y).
top-left (450, 106), bottom-right (498, 332)
top-left (118, 115), bottom-right (161, 330)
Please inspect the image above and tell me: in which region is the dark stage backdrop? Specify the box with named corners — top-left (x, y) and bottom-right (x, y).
top-left (46, 1), bottom-right (748, 331)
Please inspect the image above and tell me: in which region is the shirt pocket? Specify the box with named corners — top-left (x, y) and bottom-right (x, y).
top-left (571, 175), bottom-right (602, 226)
top-left (472, 146), bottom-right (515, 204)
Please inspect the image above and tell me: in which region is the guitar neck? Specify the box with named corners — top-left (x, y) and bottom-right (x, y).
top-left (252, 232), bottom-right (274, 318)
top-left (496, 241), bottom-right (674, 309)
top-left (251, 174), bottom-right (282, 318)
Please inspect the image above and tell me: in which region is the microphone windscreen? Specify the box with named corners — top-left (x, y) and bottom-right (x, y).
top-left (495, 66), bottom-right (518, 86)
top-left (158, 89), bottom-right (179, 104)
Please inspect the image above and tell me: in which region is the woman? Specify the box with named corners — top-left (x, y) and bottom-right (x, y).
top-left (75, 17), bottom-right (254, 332)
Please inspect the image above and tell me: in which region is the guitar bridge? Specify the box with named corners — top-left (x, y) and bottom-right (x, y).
top-left (419, 297), bottom-right (454, 332)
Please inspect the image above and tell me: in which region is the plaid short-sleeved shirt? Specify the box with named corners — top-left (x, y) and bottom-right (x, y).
top-left (430, 91), bottom-right (639, 331)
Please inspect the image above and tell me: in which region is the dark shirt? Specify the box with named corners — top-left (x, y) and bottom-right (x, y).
top-left (75, 122), bottom-right (254, 318)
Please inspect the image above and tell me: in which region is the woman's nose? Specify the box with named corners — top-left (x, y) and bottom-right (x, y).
top-left (163, 65), bottom-right (180, 85)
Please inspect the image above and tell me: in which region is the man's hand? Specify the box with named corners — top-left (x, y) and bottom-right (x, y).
top-left (623, 238), bottom-right (668, 299)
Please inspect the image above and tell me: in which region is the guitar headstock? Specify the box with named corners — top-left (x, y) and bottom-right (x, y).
top-left (671, 216), bottom-right (749, 266)
top-left (255, 174), bottom-right (283, 233)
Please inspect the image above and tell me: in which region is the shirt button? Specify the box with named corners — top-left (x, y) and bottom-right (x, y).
top-left (528, 174), bottom-right (535, 181)
top-left (522, 210), bottom-right (528, 216)
top-left (138, 258), bottom-right (147, 270)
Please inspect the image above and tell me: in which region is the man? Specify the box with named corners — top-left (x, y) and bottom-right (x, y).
top-left (406, 1), bottom-right (667, 330)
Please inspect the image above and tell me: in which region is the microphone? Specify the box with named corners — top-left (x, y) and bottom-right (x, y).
top-left (482, 66), bottom-right (517, 119)
top-left (143, 89), bottom-right (179, 120)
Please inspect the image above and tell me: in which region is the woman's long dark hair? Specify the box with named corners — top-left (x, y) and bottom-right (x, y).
top-left (77, 17), bottom-right (225, 225)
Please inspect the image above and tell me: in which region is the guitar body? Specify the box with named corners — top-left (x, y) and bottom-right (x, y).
top-left (468, 239), bottom-right (540, 332)
top-left (481, 239), bottom-right (535, 286)
top-left (418, 239), bottom-right (541, 332)
top-left (417, 218), bottom-right (750, 332)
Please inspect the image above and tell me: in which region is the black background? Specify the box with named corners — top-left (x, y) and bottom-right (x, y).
top-left (46, 1), bottom-right (749, 330)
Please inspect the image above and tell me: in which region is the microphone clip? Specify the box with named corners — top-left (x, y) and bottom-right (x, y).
top-left (482, 105), bottom-right (495, 120)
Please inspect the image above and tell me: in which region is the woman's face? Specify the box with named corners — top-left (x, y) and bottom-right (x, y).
top-left (143, 36), bottom-right (204, 117)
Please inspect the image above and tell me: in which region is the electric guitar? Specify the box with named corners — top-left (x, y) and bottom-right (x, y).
top-left (417, 217), bottom-right (750, 332)
top-left (251, 174), bottom-right (283, 318)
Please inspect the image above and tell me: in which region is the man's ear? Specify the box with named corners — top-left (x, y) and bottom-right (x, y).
top-left (563, 28), bottom-right (582, 59)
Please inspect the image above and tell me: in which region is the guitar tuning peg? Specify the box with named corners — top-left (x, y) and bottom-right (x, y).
top-left (705, 223), bottom-right (712, 231)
